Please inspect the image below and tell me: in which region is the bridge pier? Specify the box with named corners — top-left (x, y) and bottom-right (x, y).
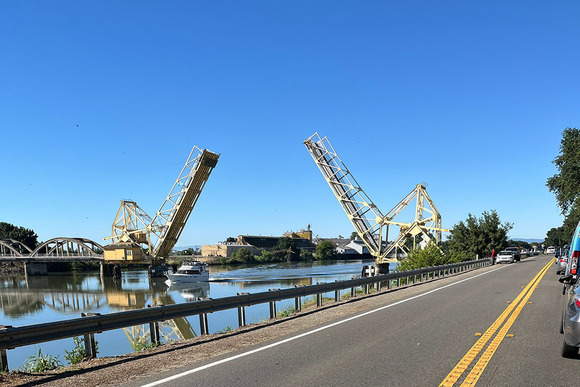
top-left (24, 262), bottom-right (48, 276)
top-left (100, 263), bottom-right (122, 279)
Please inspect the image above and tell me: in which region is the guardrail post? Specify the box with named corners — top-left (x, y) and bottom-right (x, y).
top-left (316, 283), bottom-right (326, 307)
top-left (146, 306), bottom-right (160, 346)
top-left (81, 313), bottom-right (99, 358)
top-left (294, 285), bottom-right (303, 312)
top-left (378, 280), bottom-right (382, 291)
top-left (269, 289), bottom-right (279, 318)
top-left (237, 293), bottom-right (249, 327)
top-left (397, 278), bottom-right (401, 287)
top-left (351, 286), bottom-right (356, 297)
top-left (0, 325), bottom-right (10, 372)
top-left (334, 281), bottom-right (341, 301)
top-left (364, 284), bottom-right (370, 294)
top-left (149, 321), bottom-right (160, 346)
top-left (0, 348), bottom-right (7, 372)
top-left (199, 313), bottom-right (209, 335)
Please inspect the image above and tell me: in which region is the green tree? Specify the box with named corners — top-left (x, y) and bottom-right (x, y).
top-left (0, 222), bottom-right (39, 249)
top-left (273, 237), bottom-right (299, 262)
top-left (445, 210), bottom-right (512, 260)
top-left (226, 237), bottom-right (236, 243)
top-left (254, 250), bottom-right (276, 263)
top-left (299, 249), bottom-right (314, 261)
top-left (315, 240), bottom-right (336, 260)
top-left (545, 226), bottom-right (567, 247)
top-left (350, 231), bottom-right (358, 240)
top-left (230, 247), bottom-right (253, 263)
top-left (547, 128), bottom-right (580, 215)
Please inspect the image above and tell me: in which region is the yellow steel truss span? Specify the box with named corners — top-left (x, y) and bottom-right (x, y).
top-left (106, 147), bottom-right (219, 260)
top-left (304, 133), bottom-right (448, 264)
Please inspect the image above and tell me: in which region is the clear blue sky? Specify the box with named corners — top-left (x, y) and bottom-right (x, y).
top-left (1, 1), bottom-right (578, 248)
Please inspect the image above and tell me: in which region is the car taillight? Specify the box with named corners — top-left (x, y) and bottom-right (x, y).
top-left (571, 251), bottom-right (580, 274)
top-left (575, 298), bottom-right (580, 308)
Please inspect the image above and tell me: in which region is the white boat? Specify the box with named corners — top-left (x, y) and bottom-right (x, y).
top-left (165, 260), bottom-right (210, 284)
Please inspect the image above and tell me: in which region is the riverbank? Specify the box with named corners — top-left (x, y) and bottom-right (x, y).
top-left (0, 261), bottom-right (24, 275)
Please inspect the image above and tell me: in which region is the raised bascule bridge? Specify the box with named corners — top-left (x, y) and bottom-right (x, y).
top-left (304, 132), bottom-right (449, 274)
top-left (0, 145), bottom-right (219, 278)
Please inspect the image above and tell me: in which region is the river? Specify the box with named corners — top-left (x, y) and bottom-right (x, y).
top-left (0, 259), bottom-right (379, 370)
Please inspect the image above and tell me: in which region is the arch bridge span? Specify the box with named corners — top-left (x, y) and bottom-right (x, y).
top-left (0, 237), bottom-right (104, 261)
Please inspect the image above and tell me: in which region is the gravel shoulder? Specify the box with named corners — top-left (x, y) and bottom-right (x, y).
top-left (0, 266), bottom-right (494, 387)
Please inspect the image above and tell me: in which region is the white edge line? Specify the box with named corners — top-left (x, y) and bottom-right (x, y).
top-left (140, 265), bottom-right (505, 387)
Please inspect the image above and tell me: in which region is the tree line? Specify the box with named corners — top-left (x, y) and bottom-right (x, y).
top-left (220, 237), bottom-right (336, 264)
top-left (546, 128), bottom-right (580, 247)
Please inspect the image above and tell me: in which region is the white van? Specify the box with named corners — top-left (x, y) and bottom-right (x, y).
top-left (547, 246), bottom-right (556, 254)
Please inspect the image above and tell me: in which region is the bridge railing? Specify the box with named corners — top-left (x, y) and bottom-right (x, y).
top-left (0, 258), bottom-right (491, 371)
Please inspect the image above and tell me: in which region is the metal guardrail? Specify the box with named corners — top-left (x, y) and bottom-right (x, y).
top-left (0, 258), bottom-right (491, 371)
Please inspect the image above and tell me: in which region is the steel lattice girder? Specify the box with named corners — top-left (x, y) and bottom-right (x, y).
top-left (304, 133), bottom-right (448, 264)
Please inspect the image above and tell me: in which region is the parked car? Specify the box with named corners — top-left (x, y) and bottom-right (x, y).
top-left (496, 250), bottom-right (516, 264)
top-left (557, 256), bottom-right (568, 275)
top-left (560, 276), bottom-right (580, 356)
top-left (547, 246), bottom-right (556, 254)
top-left (504, 247), bottom-right (521, 261)
top-left (559, 220), bottom-right (580, 357)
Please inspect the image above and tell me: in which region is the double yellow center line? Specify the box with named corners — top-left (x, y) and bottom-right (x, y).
top-left (440, 258), bottom-right (555, 387)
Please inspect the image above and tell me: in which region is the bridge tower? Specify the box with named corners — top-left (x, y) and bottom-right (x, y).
top-left (304, 133), bottom-right (448, 273)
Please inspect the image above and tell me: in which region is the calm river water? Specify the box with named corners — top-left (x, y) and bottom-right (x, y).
top-left (0, 259), bottom-right (378, 370)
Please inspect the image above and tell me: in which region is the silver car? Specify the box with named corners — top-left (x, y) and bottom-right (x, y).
top-left (557, 256), bottom-right (568, 275)
top-left (560, 275), bottom-right (580, 357)
top-left (496, 250), bottom-right (515, 264)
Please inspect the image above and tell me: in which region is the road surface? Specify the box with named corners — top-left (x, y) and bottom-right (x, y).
top-left (120, 254), bottom-right (578, 387)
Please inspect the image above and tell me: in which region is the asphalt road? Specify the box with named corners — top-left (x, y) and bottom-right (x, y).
top-left (126, 255), bottom-right (579, 387)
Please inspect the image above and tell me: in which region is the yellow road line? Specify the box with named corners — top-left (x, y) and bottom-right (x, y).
top-left (460, 259), bottom-right (553, 386)
top-left (439, 258), bottom-right (555, 387)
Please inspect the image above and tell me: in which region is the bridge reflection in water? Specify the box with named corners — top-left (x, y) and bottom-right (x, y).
top-left (0, 272), bottom-right (210, 347)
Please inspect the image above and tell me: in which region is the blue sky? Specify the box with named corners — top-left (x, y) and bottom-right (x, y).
top-left (1, 1), bottom-right (578, 248)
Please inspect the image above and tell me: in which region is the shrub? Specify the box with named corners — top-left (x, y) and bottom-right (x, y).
top-left (21, 348), bottom-right (62, 372)
top-left (397, 244), bottom-right (458, 271)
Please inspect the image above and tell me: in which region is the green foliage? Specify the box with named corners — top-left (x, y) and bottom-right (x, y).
top-left (545, 226), bottom-right (567, 247)
top-left (64, 336), bottom-right (98, 365)
top-left (230, 247), bottom-right (254, 263)
top-left (273, 237), bottom-right (299, 262)
top-left (130, 337), bottom-right (158, 352)
top-left (350, 231), bottom-right (358, 240)
top-left (226, 237), bottom-right (236, 243)
top-left (216, 326), bottom-right (234, 333)
top-left (315, 240), bottom-right (336, 260)
top-left (397, 244), bottom-right (459, 271)
top-left (0, 222), bottom-right (38, 250)
top-left (446, 210), bottom-right (512, 260)
top-left (547, 128), bottom-right (580, 215)
top-left (276, 305), bottom-right (296, 317)
top-left (254, 249), bottom-right (275, 263)
top-left (21, 348), bottom-right (62, 372)
top-left (299, 249), bottom-right (314, 261)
